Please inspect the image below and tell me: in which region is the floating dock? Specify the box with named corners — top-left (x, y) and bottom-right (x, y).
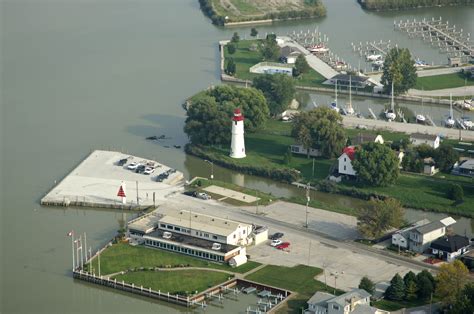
top-left (41, 150), bottom-right (185, 209)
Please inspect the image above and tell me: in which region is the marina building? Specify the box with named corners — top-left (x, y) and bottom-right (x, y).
top-left (127, 207), bottom-right (268, 266)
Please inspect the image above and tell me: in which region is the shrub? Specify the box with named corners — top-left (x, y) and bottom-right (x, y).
top-left (447, 184), bottom-right (464, 201)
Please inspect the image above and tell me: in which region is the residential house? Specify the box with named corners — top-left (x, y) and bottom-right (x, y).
top-left (351, 133), bottom-right (384, 146)
top-left (452, 158), bottom-right (474, 178)
top-left (392, 219), bottom-right (430, 249)
top-left (431, 235), bottom-right (470, 262)
top-left (423, 157), bottom-right (439, 176)
top-left (410, 133), bottom-right (440, 149)
top-left (291, 144), bottom-right (322, 157)
top-left (408, 221), bottom-right (447, 253)
top-left (280, 46), bottom-right (302, 64)
top-left (305, 289), bottom-right (388, 314)
top-left (338, 146), bottom-right (356, 176)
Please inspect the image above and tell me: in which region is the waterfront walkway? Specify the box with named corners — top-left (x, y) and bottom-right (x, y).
top-left (342, 116), bottom-right (474, 141)
top-left (408, 85), bottom-right (474, 97)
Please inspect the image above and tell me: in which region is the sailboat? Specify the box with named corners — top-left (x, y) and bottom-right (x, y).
top-left (329, 79), bottom-right (340, 113)
top-left (416, 95), bottom-right (426, 124)
top-left (385, 81), bottom-right (396, 121)
top-left (445, 93), bottom-right (455, 128)
top-left (345, 76), bottom-right (355, 115)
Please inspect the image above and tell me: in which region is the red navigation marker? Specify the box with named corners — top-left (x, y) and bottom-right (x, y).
top-left (117, 185), bottom-right (126, 197)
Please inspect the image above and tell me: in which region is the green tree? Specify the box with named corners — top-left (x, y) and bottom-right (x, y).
top-left (381, 47), bottom-right (417, 95)
top-left (227, 43), bottom-right (236, 55)
top-left (435, 145), bottom-right (459, 173)
top-left (406, 280), bottom-right (418, 301)
top-left (252, 74), bottom-right (295, 116)
top-left (283, 148), bottom-right (292, 165)
top-left (250, 28), bottom-right (258, 37)
top-left (451, 283), bottom-right (474, 314)
top-left (293, 55), bottom-right (310, 77)
top-left (416, 143), bottom-right (436, 159)
top-left (436, 260), bottom-right (469, 306)
top-left (291, 107), bottom-right (346, 158)
top-left (259, 34), bottom-right (280, 61)
top-left (403, 271), bottom-right (417, 287)
top-left (231, 32), bottom-right (240, 43)
top-left (447, 184), bottom-right (464, 202)
top-left (401, 150), bottom-right (423, 173)
top-left (359, 276), bottom-right (375, 294)
top-left (184, 85), bottom-right (269, 145)
top-left (357, 198), bottom-right (404, 238)
top-left (225, 58), bottom-right (236, 75)
top-left (297, 126), bottom-right (313, 158)
top-left (416, 270), bottom-right (436, 301)
top-left (385, 273), bottom-right (405, 301)
top-left (352, 142), bottom-right (400, 186)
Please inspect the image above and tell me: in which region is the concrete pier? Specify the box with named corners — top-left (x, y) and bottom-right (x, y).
top-left (41, 150), bottom-right (184, 209)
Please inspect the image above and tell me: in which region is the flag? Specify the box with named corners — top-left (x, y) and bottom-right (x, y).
top-left (67, 231), bottom-right (73, 237)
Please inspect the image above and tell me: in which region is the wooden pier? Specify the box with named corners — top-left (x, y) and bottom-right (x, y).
top-left (395, 17), bottom-right (474, 62)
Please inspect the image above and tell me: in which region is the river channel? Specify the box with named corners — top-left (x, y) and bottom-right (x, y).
top-left (1, 0), bottom-right (473, 313)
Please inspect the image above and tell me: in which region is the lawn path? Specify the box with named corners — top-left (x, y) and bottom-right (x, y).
top-left (104, 266), bottom-right (237, 279)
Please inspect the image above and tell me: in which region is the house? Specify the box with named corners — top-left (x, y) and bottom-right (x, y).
top-left (408, 221), bottom-right (447, 253)
top-left (305, 289), bottom-right (388, 314)
top-left (326, 74), bottom-right (370, 89)
top-left (291, 144), bottom-right (322, 157)
top-left (392, 219), bottom-right (430, 249)
top-left (280, 46), bottom-right (302, 64)
top-left (431, 235), bottom-right (470, 262)
top-left (338, 146), bottom-right (357, 176)
top-left (351, 133), bottom-right (384, 146)
top-left (423, 157), bottom-right (439, 176)
top-left (452, 158), bottom-right (474, 177)
top-left (127, 207), bottom-right (268, 265)
top-left (410, 133), bottom-right (440, 149)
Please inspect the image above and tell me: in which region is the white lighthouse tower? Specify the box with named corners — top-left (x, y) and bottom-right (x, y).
top-left (230, 108), bottom-right (246, 158)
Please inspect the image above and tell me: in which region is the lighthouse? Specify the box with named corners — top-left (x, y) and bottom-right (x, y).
top-left (230, 108), bottom-right (246, 158)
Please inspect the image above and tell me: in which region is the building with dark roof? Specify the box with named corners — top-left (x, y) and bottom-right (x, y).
top-left (431, 235), bottom-right (470, 262)
top-left (326, 74), bottom-right (370, 88)
top-left (351, 133), bottom-right (384, 146)
top-left (280, 46), bottom-right (302, 64)
top-left (452, 159), bottom-right (474, 178)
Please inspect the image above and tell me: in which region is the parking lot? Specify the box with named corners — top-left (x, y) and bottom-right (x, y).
top-left (41, 150), bottom-right (184, 208)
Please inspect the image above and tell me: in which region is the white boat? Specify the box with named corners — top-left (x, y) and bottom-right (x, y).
top-left (308, 44), bottom-right (329, 53)
top-left (445, 93), bottom-right (455, 128)
top-left (345, 76), bottom-right (355, 115)
top-left (385, 81), bottom-right (397, 121)
top-left (329, 79), bottom-right (340, 113)
top-left (416, 95), bottom-right (426, 123)
top-left (461, 116), bottom-right (473, 129)
top-left (366, 54), bottom-right (382, 61)
top-left (372, 60), bottom-right (384, 67)
top-left (414, 59), bottom-right (429, 68)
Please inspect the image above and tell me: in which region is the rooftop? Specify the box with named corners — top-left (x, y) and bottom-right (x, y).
top-left (351, 133), bottom-right (379, 146)
top-left (431, 235), bottom-right (470, 253)
top-left (331, 74), bottom-right (369, 83)
top-left (459, 159), bottom-right (474, 170)
top-left (280, 46), bottom-right (302, 58)
top-left (144, 229), bottom-right (238, 254)
top-left (329, 289), bottom-right (371, 306)
top-left (410, 133), bottom-right (439, 141)
top-left (414, 221), bottom-right (445, 234)
top-left (341, 146), bottom-right (356, 160)
top-left (307, 291), bottom-right (334, 306)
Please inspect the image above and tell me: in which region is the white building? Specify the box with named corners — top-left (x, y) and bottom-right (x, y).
top-left (410, 133), bottom-right (440, 149)
top-left (392, 219), bottom-right (430, 249)
top-left (306, 289), bottom-right (388, 314)
top-left (230, 108), bottom-right (246, 159)
top-left (127, 207), bottom-right (268, 265)
top-left (291, 144), bottom-right (322, 157)
top-left (351, 133), bottom-right (384, 146)
top-left (338, 146), bottom-right (356, 176)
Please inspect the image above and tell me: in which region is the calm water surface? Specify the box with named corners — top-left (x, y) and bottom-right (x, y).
top-left (1, 0), bottom-right (473, 313)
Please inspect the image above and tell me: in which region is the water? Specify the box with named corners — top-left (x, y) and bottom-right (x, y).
top-left (1, 0), bottom-right (473, 312)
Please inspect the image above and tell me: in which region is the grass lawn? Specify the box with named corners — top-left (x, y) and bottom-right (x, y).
top-left (246, 265), bottom-right (341, 314)
top-left (224, 40), bottom-right (327, 88)
top-left (86, 243), bottom-right (261, 275)
top-left (415, 72), bottom-right (474, 90)
top-left (373, 299), bottom-right (429, 311)
top-left (113, 270), bottom-right (232, 295)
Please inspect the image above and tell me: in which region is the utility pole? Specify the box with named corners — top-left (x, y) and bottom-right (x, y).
top-left (136, 181), bottom-right (139, 206)
top-left (305, 183), bottom-right (310, 228)
top-left (84, 232), bottom-right (87, 263)
top-left (98, 249), bottom-right (101, 278)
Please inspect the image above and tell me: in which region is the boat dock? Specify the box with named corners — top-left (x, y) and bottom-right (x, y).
top-left (368, 108), bottom-right (378, 120)
top-left (395, 17), bottom-right (474, 62)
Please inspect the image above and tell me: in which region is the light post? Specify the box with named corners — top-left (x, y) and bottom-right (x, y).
top-left (330, 272), bottom-right (339, 294)
top-left (305, 183), bottom-right (310, 228)
top-left (204, 160), bottom-right (214, 179)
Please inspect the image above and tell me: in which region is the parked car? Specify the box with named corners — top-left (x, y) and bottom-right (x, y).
top-left (270, 239), bottom-right (283, 247)
top-left (196, 192), bottom-right (211, 200)
top-left (143, 167), bottom-right (155, 175)
top-left (127, 162), bottom-right (140, 170)
top-left (183, 190), bottom-right (197, 197)
top-left (270, 232), bottom-right (284, 240)
top-left (117, 158), bottom-right (128, 166)
top-left (276, 242), bottom-right (290, 250)
top-left (136, 165), bottom-right (146, 173)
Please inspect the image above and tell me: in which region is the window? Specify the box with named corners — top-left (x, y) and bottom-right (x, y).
top-left (213, 235), bottom-right (218, 240)
top-left (344, 166), bottom-right (346, 171)
top-left (344, 157), bottom-right (346, 162)
top-left (166, 225), bottom-right (173, 230)
top-left (160, 224), bottom-right (166, 228)
top-left (174, 226), bottom-right (180, 231)
top-left (333, 305), bottom-right (339, 310)
top-left (233, 234), bottom-right (236, 239)
top-left (204, 233), bottom-right (209, 238)
top-left (243, 230), bottom-right (246, 234)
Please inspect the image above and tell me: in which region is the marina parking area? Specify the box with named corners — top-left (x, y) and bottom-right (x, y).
top-left (41, 150), bottom-right (184, 208)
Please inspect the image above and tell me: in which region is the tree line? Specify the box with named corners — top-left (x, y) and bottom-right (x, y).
top-left (360, 0), bottom-right (473, 11)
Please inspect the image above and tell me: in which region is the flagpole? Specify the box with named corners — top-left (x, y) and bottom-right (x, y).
top-left (71, 233), bottom-right (75, 271)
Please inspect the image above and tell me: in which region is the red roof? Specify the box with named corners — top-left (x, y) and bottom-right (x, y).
top-left (343, 146), bottom-right (356, 160)
top-left (232, 108), bottom-right (244, 121)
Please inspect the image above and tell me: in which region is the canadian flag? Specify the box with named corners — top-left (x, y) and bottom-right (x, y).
top-left (67, 231), bottom-right (73, 237)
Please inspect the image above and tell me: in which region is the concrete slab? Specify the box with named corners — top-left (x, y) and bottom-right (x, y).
top-left (41, 150), bottom-right (184, 209)
top-left (203, 185), bottom-right (260, 203)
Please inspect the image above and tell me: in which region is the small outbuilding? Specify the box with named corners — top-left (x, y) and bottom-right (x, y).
top-left (410, 133), bottom-right (440, 149)
top-left (229, 254), bottom-right (248, 267)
